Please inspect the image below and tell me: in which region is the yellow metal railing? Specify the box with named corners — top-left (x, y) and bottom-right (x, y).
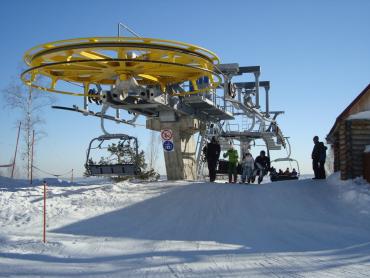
top-left (22, 37), bottom-right (222, 97)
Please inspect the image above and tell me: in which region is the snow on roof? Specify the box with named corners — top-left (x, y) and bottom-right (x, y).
top-left (365, 145), bottom-right (370, 153)
top-left (347, 110), bottom-right (370, 120)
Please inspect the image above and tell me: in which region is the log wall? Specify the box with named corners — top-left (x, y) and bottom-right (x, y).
top-left (335, 120), bottom-right (370, 180)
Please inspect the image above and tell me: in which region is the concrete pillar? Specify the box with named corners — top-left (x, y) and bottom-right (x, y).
top-left (147, 116), bottom-right (201, 180)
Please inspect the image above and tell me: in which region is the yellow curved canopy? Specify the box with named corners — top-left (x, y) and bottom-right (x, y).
top-left (21, 37), bottom-right (222, 96)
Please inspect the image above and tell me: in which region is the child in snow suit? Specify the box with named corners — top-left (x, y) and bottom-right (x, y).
top-left (241, 152), bottom-right (254, 183)
top-left (223, 144), bottom-right (239, 183)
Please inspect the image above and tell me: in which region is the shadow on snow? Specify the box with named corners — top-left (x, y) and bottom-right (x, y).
top-left (53, 180), bottom-right (370, 253)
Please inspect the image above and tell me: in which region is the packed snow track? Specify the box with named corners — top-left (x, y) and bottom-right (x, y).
top-left (0, 174), bottom-right (370, 277)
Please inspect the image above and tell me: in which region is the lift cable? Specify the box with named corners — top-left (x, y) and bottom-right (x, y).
top-left (32, 165), bottom-right (72, 178)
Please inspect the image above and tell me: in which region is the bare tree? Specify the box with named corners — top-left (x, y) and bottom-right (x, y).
top-left (3, 77), bottom-right (55, 178)
top-left (147, 130), bottom-right (161, 171)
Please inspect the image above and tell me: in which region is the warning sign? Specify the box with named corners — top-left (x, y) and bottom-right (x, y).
top-left (161, 129), bottom-right (173, 141)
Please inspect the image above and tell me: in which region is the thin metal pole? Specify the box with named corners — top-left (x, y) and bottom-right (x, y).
top-left (71, 169), bottom-right (74, 183)
top-left (27, 89), bottom-right (32, 179)
top-left (30, 130), bottom-right (35, 184)
top-left (83, 83), bottom-right (89, 112)
top-left (117, 23), bottom-right (141, 38)
top-left (223, 77), bottom-right (229, 109)
top-left (265, 87), bottom-right (270, 118)
top-left (43, 181), bottom-right (47, 243)
top-left (254, 72), bottom-right (260, 109)
top-left (11, 122), bottom-right (21, 179)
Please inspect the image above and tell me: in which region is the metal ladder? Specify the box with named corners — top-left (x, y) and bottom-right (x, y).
top-left (195, 129), bottom-right (209, 179)
top-left (262, 133), bottom-right (282, 151)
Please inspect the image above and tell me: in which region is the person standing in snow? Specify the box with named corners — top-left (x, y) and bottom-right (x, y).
top-left (206, 136), bottom-right (221, 182)
top-left (318, 141), bottom-right (327, 179)
top-left (223, 144), bottom-right (239, 183)
top-left (254, 150), bottom-right (270, 184)
top-left (240, 152), bottom-right (254, 183)
top-left (311, 136), bottom-right (321, 179)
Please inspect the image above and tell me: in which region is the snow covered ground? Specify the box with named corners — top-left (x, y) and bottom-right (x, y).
top-left (1, 174), bottom-right (370, 277)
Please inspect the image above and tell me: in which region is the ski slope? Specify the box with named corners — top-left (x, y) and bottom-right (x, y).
top-left (0, 174), bottom-right (370, 277)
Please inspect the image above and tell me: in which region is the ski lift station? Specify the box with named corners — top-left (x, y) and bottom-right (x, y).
top-left (21, 24), bottom-right (297, 180)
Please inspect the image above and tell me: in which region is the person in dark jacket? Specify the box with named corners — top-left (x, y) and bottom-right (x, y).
top-left (318, 142), bottom-right (327, 179)
top-left (254, 150), bottom-right (270, 184)
top-left (291, 168), bottom-right (298, 177)
top-left (206, 136), bottom-right (221, 182)
top-left (311, 136), bottom-right (321, 179)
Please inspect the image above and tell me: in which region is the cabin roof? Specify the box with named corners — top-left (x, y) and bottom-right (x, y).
top-left (327, 83), bottom-right (370, 142)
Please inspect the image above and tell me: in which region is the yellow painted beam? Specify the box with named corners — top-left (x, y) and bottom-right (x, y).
top-left (79, 51), bottom-right (111, 60)
top-left (137, 74), bottom-right (159, 82)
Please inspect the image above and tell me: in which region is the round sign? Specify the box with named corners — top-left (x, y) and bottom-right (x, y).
top-left (163, 140), bottom-right (174, 151)
top-left (161, 129), bottom-right (173, 141)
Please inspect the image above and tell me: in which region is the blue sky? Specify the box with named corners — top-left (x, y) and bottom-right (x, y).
top-left (0, 0), bottom-right (369, 177)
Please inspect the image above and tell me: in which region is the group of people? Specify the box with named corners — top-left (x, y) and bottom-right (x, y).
top-left (269, 167), bottom-right (298, 180)
top-left (204, 134), bottom-right (328, 183)
top-left (204, 136), bottom-right (271, 184)
top-left (240, 150), bottom-right (271, 184)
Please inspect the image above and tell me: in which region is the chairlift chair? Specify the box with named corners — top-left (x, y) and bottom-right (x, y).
top-left (270, 157), bottom-right (300, 182)
top-left (85, 134), bottom-right (141, 177)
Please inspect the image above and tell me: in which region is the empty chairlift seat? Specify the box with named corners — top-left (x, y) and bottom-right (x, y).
top-left (88, 163), bottom-right (139, 176)
top-left (85, 134), bottom-right (141, 177)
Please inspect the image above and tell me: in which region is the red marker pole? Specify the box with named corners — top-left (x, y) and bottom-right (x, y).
top-left (43, 181), bottom-right (47, 243)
